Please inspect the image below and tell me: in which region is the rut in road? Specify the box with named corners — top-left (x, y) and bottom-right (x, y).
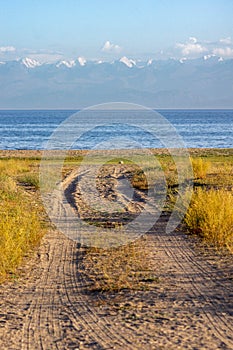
top-left (0, 164), bottom-right (232, 349)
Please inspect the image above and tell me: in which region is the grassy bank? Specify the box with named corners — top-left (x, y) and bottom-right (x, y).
top-left (0, 158), bottom-right (45, 282)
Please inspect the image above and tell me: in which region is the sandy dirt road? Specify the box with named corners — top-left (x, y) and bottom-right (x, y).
top-left (0, 164), bottom-right (232, 349)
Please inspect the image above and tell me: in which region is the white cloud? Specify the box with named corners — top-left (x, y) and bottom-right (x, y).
top-left (23, 49), bottom-right (64, 63)
top-left (219, 37), bottom-right (232, 45)
top-left (211, 37), bottom-right (233, 57)
top-left (213, 47), bottom-right (233, 57)
top-left (27, 53), bottom-right (63, 63)
top-left (102, 40), bottom-right (121, 53)
top-left (189, 37), bottom-right (198, 44)
top-left (0, 46), bottom-right (16, 53)
top-left (176, 38), bottom-right (207, 56)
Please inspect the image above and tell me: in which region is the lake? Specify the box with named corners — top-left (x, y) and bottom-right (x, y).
top-left (0, 109), bottom-right (232, 149)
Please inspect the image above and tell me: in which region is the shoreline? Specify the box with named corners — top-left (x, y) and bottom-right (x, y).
top-left (0, 148), bottom-right (232, 159)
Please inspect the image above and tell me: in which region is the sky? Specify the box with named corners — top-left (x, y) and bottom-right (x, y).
top-left (0, 0), bottom-right (233, 62)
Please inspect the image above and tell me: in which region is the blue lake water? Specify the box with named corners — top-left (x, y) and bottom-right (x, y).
top-left (0, 109), bottom-right (232, 149)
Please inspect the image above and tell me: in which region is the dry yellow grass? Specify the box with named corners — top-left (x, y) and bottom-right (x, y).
top-left (0, 159), bottom-right (29, 176)
top-left (191, 157), bottom-right (211, 179)
top-left (184, 188), bottom-right (233, 253)
top-left (0, 150), bottom-right (232, 286)
top-left (131, 169), bottom-right (148, 190)
top-left (0, 159), bottom-right (45, 282)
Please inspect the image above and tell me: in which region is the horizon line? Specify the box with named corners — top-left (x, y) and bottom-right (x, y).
top-left (0, 108), bottom-right (233, 111)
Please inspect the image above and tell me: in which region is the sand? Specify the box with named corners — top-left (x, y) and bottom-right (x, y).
top-left (0, 151), bottom-right (232, 349)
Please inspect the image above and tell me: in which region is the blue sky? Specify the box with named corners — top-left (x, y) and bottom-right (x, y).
top-left (0, 0), bottom-right (233, 62)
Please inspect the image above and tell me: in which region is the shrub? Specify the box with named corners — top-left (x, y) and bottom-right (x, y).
top-left (131, 170), bottom-right (148, 190)
top-left (191, 157), bottom-right (211, 179)
top-left (18, 173), bottom-right (40, 189)
top-left (184, 188), bottom-right (233, 252)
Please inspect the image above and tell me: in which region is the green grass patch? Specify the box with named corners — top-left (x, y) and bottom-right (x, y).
top-left (17, 173), bottom-right (40, 189)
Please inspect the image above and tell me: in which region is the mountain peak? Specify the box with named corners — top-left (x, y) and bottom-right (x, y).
top-left (179, 57), bottom-right (188, 63)
top-left (203, 54), bottom-right (216, 61)
top-left (119, 56), bottom-right (136, 68)
top-left (77, 57), bottom-right (86, 66)
top-left (0, 56), bottom-right (232, 108)
top-left (21, 57), bottom-right (41, 68)
top-left (147, 59), bottom-right (154, 66)
top-left (56, 60), bottom-right (76, 68)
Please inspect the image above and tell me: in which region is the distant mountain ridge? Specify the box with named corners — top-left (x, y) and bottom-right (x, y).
top-left (0, 56), bottom-right (232, 108)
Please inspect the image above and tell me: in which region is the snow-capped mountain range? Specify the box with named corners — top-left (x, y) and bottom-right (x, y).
top-left (0, 55), bottom-right (232, 108)
top-left (2, 54), bottom-right (226, 69)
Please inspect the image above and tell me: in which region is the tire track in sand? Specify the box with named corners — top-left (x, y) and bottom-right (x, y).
top-left (148, 216), bottom-right (233, 348)
top-left (68, 165), bottom-right (233, 349)
top-left (0, 165), bottom-right (232, 349)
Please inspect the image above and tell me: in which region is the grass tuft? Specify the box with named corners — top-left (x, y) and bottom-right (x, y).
top-left (131, 170), bottom-right (148, 190)
top-left (191, 157), bottom-right (211, 179)
top-left (184, 188), bottom-right (233, 253)
top-left (18, 173), bottom-right (40, 189)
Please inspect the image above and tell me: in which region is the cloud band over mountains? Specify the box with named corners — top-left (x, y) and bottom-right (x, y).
top-left (0, 36), bottom-right (232, 63)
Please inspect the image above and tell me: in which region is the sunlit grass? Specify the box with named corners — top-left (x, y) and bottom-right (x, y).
top-left (184, 188), bottom-right (233, 253)
top-left (0, 158), bottom-right (29, 176)
top-left (0, 149), bottom-right (232, 286)
top-left (191, 157), bottom-right (211, 180)
top-left (18, 173), bottom-right (40, 189)
top-left (0, 159), bottom-right (45, 282)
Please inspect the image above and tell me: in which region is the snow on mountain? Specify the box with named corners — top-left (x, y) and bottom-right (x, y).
top-left (135, 59), bottom-right (146, 68)
top-left (203, 54), bottom-right (216, 61)
top-left (56, 60), bottom-right (76, 68)
top-left (119, 56), bottom-right (136, 68)
top-left (179, 57), bottom-right (188, 63)
top-left (0, 56), bottom-right (232, 108)
top-left (147, 59), bottom-right (154, 66)
top-left (8, 55), bottom-right (228, 70)
top-left (77, 57), bottom-right (86, 66)
top-left (21, 57), bottom-right (41, 68)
